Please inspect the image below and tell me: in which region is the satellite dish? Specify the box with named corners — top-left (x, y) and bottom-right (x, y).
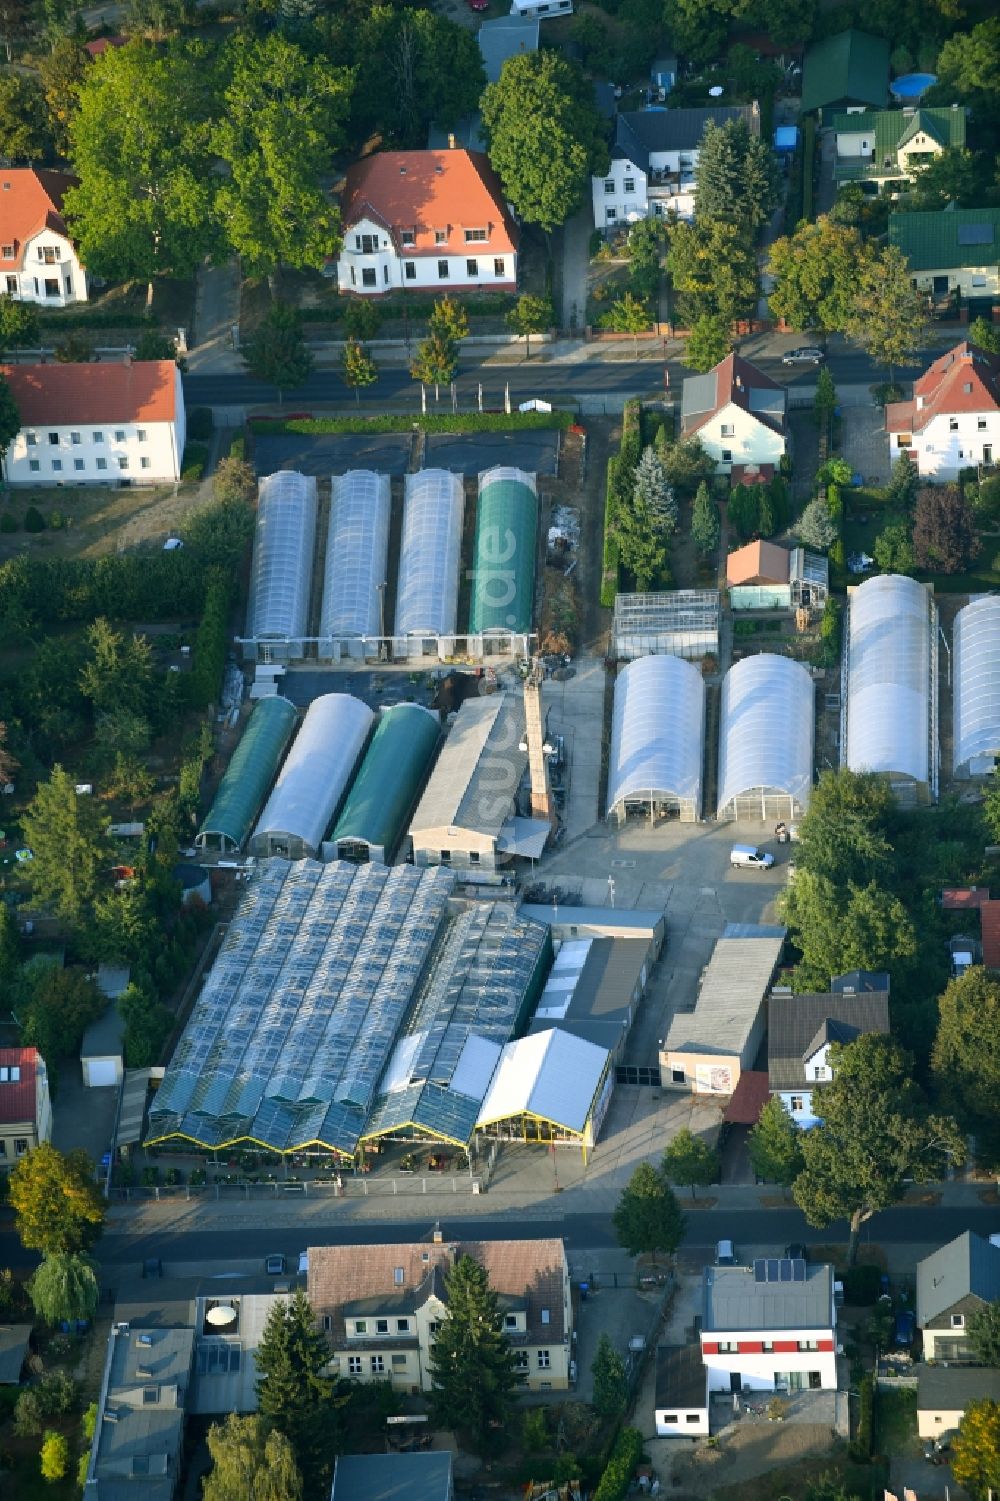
top-left (709, 85), bottom-right (724, 97)
top-left (205, 1305), bottom-right (237, 1327)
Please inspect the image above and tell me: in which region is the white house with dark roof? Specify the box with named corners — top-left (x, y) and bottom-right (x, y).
top-left (0, 168), bottom-right (87, 305)
top-left (768, 990), bottom-right (890, 1128)
top-left (886, 340), bottom-right (1000, 480)
top-left (680, 353), bottom-right (787, 475)
top-left (916, 1232), bottom-right (1000, 1362)
top-left (701, 1258), bottom-right (838, 1393)
top-left (917, 1364), bottom-right (1000, 1442)
top-left (593, 103), bottom-right (760, 227)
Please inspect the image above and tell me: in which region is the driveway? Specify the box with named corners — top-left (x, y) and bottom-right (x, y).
top-left (841, 403), bottom-right (892, 485)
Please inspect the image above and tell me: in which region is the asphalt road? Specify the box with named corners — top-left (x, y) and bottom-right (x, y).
top-left (4, 1203), bottom-right (998, 1274)
top-left (182, 347), bottom-right (934, 410)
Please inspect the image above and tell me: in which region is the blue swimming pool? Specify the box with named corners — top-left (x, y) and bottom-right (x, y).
top-left (890, 72), bottom-right (937, 99)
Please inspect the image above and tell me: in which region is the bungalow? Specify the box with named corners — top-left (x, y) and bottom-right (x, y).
top-left (916, 1231), bottom-right (1000, 1361)
top-left (593, 104), bottom-right (759, 228)
top-left (336, 149), bottom-right (518, 296)
top-left (833, 107), bottom-right (966, 192)
top-left (680, 353), bottom-right (788, 476)
top-left (890, 205), bottom-right (1000, 300)
top-left (0, 167), bottom-right (87, 306)
top-left (885, 340), bottom-right (1000, 480)
top-left (768, 990), bottom-right (890, 1128)
top-left (800, 28), bottom-right (889, 119)
top-left (727, 539), bottom-right (828, 610)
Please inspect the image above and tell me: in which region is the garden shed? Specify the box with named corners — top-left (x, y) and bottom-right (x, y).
top-left (717, 654), bottom-right (814, 821)
top-left (606, 655), bottom-right (705, 824)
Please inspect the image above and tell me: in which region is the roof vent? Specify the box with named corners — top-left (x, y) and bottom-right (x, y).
top-left (400, 166), bottom-right (407, 175)
top-left (435, 164), bottom-right (443, 174)
top-left (2, 182), bottom-right (10, 191)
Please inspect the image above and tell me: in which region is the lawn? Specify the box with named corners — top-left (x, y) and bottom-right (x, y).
top-left (876, 1386), bottom-right (920, 1459)
top-left (0, 481), bottom-right (205, 562)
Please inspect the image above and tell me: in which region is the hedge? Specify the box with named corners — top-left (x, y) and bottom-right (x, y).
top-left (802, 116), bottom-right (816, 222)
top-left (181, 442), bottom-right (210, 483)
top-left (298, 291), bottom-right (516, 322)
top-left (601, 455), bottom-right (621, 607)
top-left (850, 1373), bottom-right (875, 1461)
top-left (36, 309), bottom-right (159, 331)
top-left (249, 411), bottom-right (572, 436)
top-left (593, 1428), bottom-right (643, 1501)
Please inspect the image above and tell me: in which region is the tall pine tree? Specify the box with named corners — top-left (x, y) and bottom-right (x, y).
top-left (691, 481), bottom-right (720, 559)
top-left (429, 1255), bottom-right (522, 1454)
top-left (255, 1291), bottom-right (344, 1495)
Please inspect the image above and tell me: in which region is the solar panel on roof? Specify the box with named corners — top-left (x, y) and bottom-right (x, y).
top-left (779, 1258), bottom-right (792, 1282)
top-left (792, 1258), bottom-right (806, 1281)
top-left (767, 1258), bottom-right (780, 1282)
top-left (753, 1258), bottom-right (766, 1282)
top-left (957, 222), bottom-right (993, 246)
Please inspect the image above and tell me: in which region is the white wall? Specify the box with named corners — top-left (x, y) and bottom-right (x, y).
top-left (910, 264), bottom-right (999, 297)
top-left (3, 229), bottom-right (87, 305)
top-left (655, 1405), bottom-right (709, 1437)
top-left (592, 148), bottom-right (699, 230)
top-left (699, 400), bottom-right (787, 474)
top-left (918, 1404), bottom-right (963, 1441)
top-left (4, 414), bottom-right (183, 486)
top-left (511, 0), bottom-right (573, 16)
top-left (336, 216), bottom-right (516, 296)
top-left (892, 410), bottom-right (1000, 481)
top-left (701, 1336), bottom-right (837, 1392)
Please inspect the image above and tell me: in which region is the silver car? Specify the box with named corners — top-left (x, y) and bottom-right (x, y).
top-left (782, 346), bottom-right (825, 365)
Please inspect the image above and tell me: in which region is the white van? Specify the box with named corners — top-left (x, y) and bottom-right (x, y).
top-left (716, 1239), bottom-right (737, 1266)
top-left (730, 844), bottom-right (774, 870)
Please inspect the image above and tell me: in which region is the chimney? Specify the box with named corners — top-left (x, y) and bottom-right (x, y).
top-left (432, 1222), bottom-right (443, 1244)
top-left (448, 133), bottom-right (456, 150)
top-left (523, 660), bottom-right (555, 827)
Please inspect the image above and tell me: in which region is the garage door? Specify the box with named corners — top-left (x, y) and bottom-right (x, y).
top-left (85, 1058), bottom-right (119, 1088)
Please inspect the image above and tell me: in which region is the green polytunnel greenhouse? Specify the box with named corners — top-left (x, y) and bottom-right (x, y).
top-left (469, 466), bottom-right (539, 636)
top-left (329, 703), bottom-right (440, 863)
top-left (195, 695), bottom-right (298, 853)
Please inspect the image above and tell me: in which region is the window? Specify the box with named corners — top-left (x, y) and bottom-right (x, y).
top-left (383, 265), bottom-right (389, 285)
top-left (438, 260), bottom-right (449, 279)
top-left (64, 277), bottom-right (71, 295)
top-left (14, 1138), bottom-right (27, 1155)
top-left (466, 259), bottom-right (478, 277)
top-left (469, 851), bottom-right (480, 865)
top-left (0, 244), bottom-right (12, 258)
top-left (541, 1309), bottom-right (550, 1326)
top-left (494, 258), bottom-right (505, 276)
top-left (44, 278), bottom-right (59, 297)
top-left (465, 228), bottom-right (487, 242)
top-left (354, 1320), bottom-right (367, 1335)
top-left (949, 417), bottom-right (959, 431)
top-left (671, 1068), bottom-right (685, 1084)
top-left (979, 418), bottom-right (988, 430)
top-left (396, 1319), bottom-right (409, 1333)
top-left (762, 1340), bottom-right (773, 1352)
top-left (40, 245), bottom-right (60, 263)
top-left (375, 1319), bottom-right (389, 1334)
top-left (48, 432), bottom-right (58, 445)
top-left (404, 262), bottom-right (416, 280)
top-left (28, 459), bottom-right (39, 473)
top-left (350, 267), bottom-right (356, 286)
top-left (92, 431), bottom-right (103, 443)
top-left (401, 228), bottom-right (416, 246)
top-left (797, 1339), bottom-right (819, 1351)
top-left (537, 1350), bottom-right (550, 1369)
top-left (789, 1095), bottom-right (805, 1112)
top-left (606, 207), bottom-right (617, 223)
top-left (52, 458), bottom-right (62, 472)
top-left (604, 179), bottom-right (615, 194)
top-left (70, 431), bottom-right (81, 445)
top-left (370, 1355), bottom-right (385, 1374)
top-left (74, 459), bottom-right (84, 472)
top-left (439, 850), bottom-right (451, 864)
top-left (662, 1413), bottom-right (678, 1424)
top-left (26, 432), bottom-right (36, 446)
top-left (391, 1353), bottom-right (406, 1367)
top-left (812, 1065), bottom-right (829, 1080)
top-left (96, 458), bottom-right (107, 471)
top-left (5, 277), bottom-right (15, 293)
top-left (394, 1267), bottom-right (404, 1286)
top-left (140, 457), bottom-right (150, 470)
top-left (964, 382), bottom-right (973, 393)
top-left (505, 1314), bottom-right (518, 1330)
top-left (514, 1349), bottom-right (529, 1369)
top-left (721, 423), bottom-right (734, 437)
top-left (972, 274), bottom-right (987, 287)
top-left (721, 448), bottom-right (733, 463)
top-left (896, 433), bottom-right (912, 448)
top-left (685, 1414), bottom-right (700, 1424)
top-left (322, 1314), bottom-right (333, 1332)
top-left (362, 267), bottom-right (377, 288)
top-left (142, 1387), bottom-right (158, 1405)
top-left (357, 233), bottom-right (377, 254)
top-left (717, 1341), bottom-right (739, 1353)
top-left (118, 457), bottom-right (129, 471)
top-left (348, 1355), bottom-right (362, 1375)
top-left (0, 1141), bottom-right (5, 1156)
top-left (428, 1321), bottom-right (441, 1335)
top-left (623, 178), bottom-right (636, 193)
top-left (136, 428), bottom-right (147, 442)
top-left (951, 1314), bottom-right (965, 1328)
top-left (114, 430), bottom-right (125, 441)
top-left (435, 230), bottom-right (447, 245)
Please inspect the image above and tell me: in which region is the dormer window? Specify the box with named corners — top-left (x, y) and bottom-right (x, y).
top-left (464, 228), bottom-right (487, 243)
top-left (401, 228), bottom-right (416, 246)
top-left (435, 230), bottom-right (447, 245)
top-left (951, 1313), bottom-right (965, 1328)
top-left (0, 244), bottom-right (13, 259)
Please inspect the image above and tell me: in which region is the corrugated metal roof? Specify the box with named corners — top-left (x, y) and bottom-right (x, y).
top-left (890, 205), bottom-right (999, 273)
top-left (704, 1262), bottom-right (834, 1332)
top-left (665, 935), bottom-right (784, 1056)
top-left (477, 1028), bottom-right (610, 1135)
top-left (917, 1232), bottom-right (1000, 1326)
top-left (409, 692), bottom-right (527, 843)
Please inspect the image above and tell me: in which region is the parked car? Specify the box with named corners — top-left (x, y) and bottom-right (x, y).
top-left (265, 1254), bottom-right (286, 1276)
top-left (785, 1243), bottom-right (808, 1262)
top-left (467, 0), bottom-right (488, 9)
top-left (781, 346), bottom-right (825, 365)
top-left (894, 1308), bottom-right (916, 1346)
top-left (716, 1239), bottom-right (738, 1266)
top-left (730, 845), bottom-right (774, 870)
top-left (924, 1437), bottom-right (950, 1464)
top-left (143, 1258), bottom-right (162, 1279)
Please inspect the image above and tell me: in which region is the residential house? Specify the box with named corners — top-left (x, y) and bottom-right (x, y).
top-left (701, 1257), bottom-right (838, 1393)
top-left (917, 1365), bottom-right (1000, 1441)
top-left (726, 539), bottom-right (828, 610)
top-left (654, 1344), bottom-right (709, 1437)
top-left (0, 360), bottom-right (186, 487)
top-left (829, 969), bottom-right (890, 994)
top-left (800, 29), bottom-right (889, 119)
top-left (767, 990), bottom-right (890, 1128)
top-left (833, 107), bottom-right (966, 192)
top-left (332, 1453), bottom-right (454, 1501)
top-left (307, 1236), bottom-right (573, 1392)
top-left (891, 205), bottom-right (1000, 300)
top-left (83, 34), bottom-right (126, 57)
top-left (680, 353), bottom-right (788, 476)
top-left (336, 150), bottom-right (518, 296)
top-left (916, 1232), bottom-right (1000, 1360)
top-left (478, 15), bottom-right (538, 84)
top-left (0, 168), bottom-right (87, 306)
top-left (84, 1323), bottom-right (194, 1501)
top-left (593, 104), bottom-right (759, 229)
top-left (885, 340), bottom-right (1000, 480)
top-left (0, 1047), bottom-right (52, 1167)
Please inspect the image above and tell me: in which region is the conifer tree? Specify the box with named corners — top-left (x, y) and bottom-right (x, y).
top-left (429, 1255), bottom-right (522, 1453)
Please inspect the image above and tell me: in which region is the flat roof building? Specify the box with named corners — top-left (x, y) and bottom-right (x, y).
top-left (661, 930), bottom-right (784, 1095)
top-left (85, 1323), bottom-right (194, 1501)
top-left (249, 693), bottom-right (373, 860)
top-left (332, 1453), bottom-right (454, 1501)
top-left (654, 1344), bottom-right (709, 1438)
top-left (529, 935), bottom-right (650, 1062)
top-left (196, 696), bottom-right (297, 853)
top-left (519, 904), bottom-right (666, 957)
top-left (330, 703), bottom-right (440, 863)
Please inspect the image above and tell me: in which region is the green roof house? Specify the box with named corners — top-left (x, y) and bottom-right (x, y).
top-left (890, 205), bottom-right (1000, 299)
top-left (833, 106), bottom-right (966, 186)
top-left (801, 28), bottom-right (889, 118)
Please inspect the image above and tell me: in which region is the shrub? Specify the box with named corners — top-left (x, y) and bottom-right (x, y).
top-left (593, 1427), bottom-right (644, 1501)
top-left (601, 455), bottom-right (620, 607)
top-left (40, 1429), bottom-right (70, 1482)
top-left (181, 442), bottom-right (210, 483)
top-left (0, 513), bottom-right (17, 534)
top-left (187, 407), bottom-right (214, 441)
top-left (249, 411), bottom-right (572, 436)
top-left (849, 1373), bottom-right (875, 1461)
top-left (24, 506), bottom-right (46, 533)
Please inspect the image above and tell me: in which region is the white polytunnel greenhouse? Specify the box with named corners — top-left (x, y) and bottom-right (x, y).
top-left (319, 470), bottom-right (391, 652)
top-left (606, 654), bottom-right (705, 824)
top-left (844, 574), bottom-right (935, 803)
top-left (395, 470), bottom-right (464, 639)
top-left (953, 595), bottom-right (1000, 777)
top-left (717, 653), bottom-right (814, 822)
top-left (247, 471), bottom-right (318, 655)
top-left (249, 693), bottom-right (374, 859)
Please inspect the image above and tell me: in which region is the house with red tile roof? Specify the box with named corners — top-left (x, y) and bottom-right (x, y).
top-left (83, 34), bottom-right (126, 57)
top-left (680, 353), bottom-right (788, 475)
top-left (0, 1047), bottom-right (51, 1167)
top-left (0, 168), bottom-right (87, 307)
top-left (335, 148), bottom-right (518, 296)
top-left (886, 341), bottom-right (1000, 481)
top-left (0, 360), bottom-right (185, 486)
top-left (726, 539), bottom-right (828, 610)
top-left (307, 1235), bottom-right (572, 1392)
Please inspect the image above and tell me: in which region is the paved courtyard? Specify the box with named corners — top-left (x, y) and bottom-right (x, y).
top-left (841, 402), bottom-right (892, 485)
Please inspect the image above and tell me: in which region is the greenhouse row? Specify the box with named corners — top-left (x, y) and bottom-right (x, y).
top-left (952, 595), bottom-right (1000, 779)
top-left (244, 466), bottom-right (539, 658)
top-left (197, 696), bottom-right (440, 862)
top-left (606, 652), bottom-right (815, 824)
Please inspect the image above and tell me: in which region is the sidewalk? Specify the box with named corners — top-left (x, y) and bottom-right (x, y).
top-left (186, 258), bottom-right (243, 374)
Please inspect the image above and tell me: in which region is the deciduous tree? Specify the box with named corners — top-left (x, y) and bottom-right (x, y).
top-left (242, 302), bottom-right (314, 397)
top-left (203, 1414), bottom-right (303, 1501)
top-left (908, 147), bottom-right (984, 210)
top-left (951, 1397), bottom-right (1000, 1497)
top-left (845, 246), bottom-right (925, 380)
top-left (481, 50), bottom-right (609, 232)
top-left (0, 372), bottom-right (21, 464)
top-left (506, 294), bottom-right (553, 359)
top-left (591, 1332), bottom-right (627, 1423)
top-left (691, 480), bottom-right (720, 558)
top-left (341, 338), bottom-right (377, 405)
top-left (792, 1034), bottom-right (964, 1263)
top-left (598, 290), bottom-right (651, 356)
top-left (213, 455), bottom-right (257, 507)
top-left (932, 968), bottom-right (1000, 1140)
top-left (428, 295), bottom-right (469, 348)
top-left (873, 520), bottom-right (915, 574)
top-left (0, 72), bottom-right (52, 161)
top-left (9, 1143), bottom-right (105, 1254)
top-left (19, 963), bottom-right (104, 1069)
top-left (780, 872), bottom-right (917, 992)
top-left (970, 317), bottom-right (1000, 355)
top-left (256, 1291), bottom-right (343, 1496)
top-left (662, 1127), bottom-right (719, 1199)
top-left (429, 1255), bottom-right (522, 1454)
top-left (410, 333), bottom-right (456, 400)
top-left (682, 313), bottom-right (732, 373)
top-left (767, 218), bottom-right (873, 334)
top-left (612, 1161), bottom-right (686, 1263)
top-left (37, 35), bottom-right (89, 156)
top-left (21, 765), bottom-right (111, 925)
top-left (28, 1252), bottom-right (99, 1327)
top-left (0, 296), bottom-right (39, 356)
top-left (748, 1096), bottom-right (805, 1189)
top-left (660, 436), bottom-right (715, 496)
top-left (912, 483), bottom-right (979, 574)
top-left (694, 118), bottom-right (781, 232)
top-left (352, 9), bottom-right (486, 148)
top-left (668, 219), bottom-right (757, 328)
top-left (791, 767), bottom-right (896, 890)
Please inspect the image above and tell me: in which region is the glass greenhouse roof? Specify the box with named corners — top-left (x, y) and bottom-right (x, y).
top-left (469, 466), bottom-right (538, 635)
top-left (321, 470), bottom-right (391, 641)
top-left (331, 703), bottom-right (440, 857)
top-left (251, 694), bottom-right (373, 858)
top-left (953, 596), bottom-right (1000, 773)
top-left (845, 574), bottom-right (931, 786)
top-left (196, 696), bottom-right (297, 852)
top-left (717, 654), bottom-right (815, 815)
top-left (248, 471), bottom-right (317, 642)
top-left (606, 655), bottom-right (705, 817)
top-left (395, 470), bottom-right (464, 638)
